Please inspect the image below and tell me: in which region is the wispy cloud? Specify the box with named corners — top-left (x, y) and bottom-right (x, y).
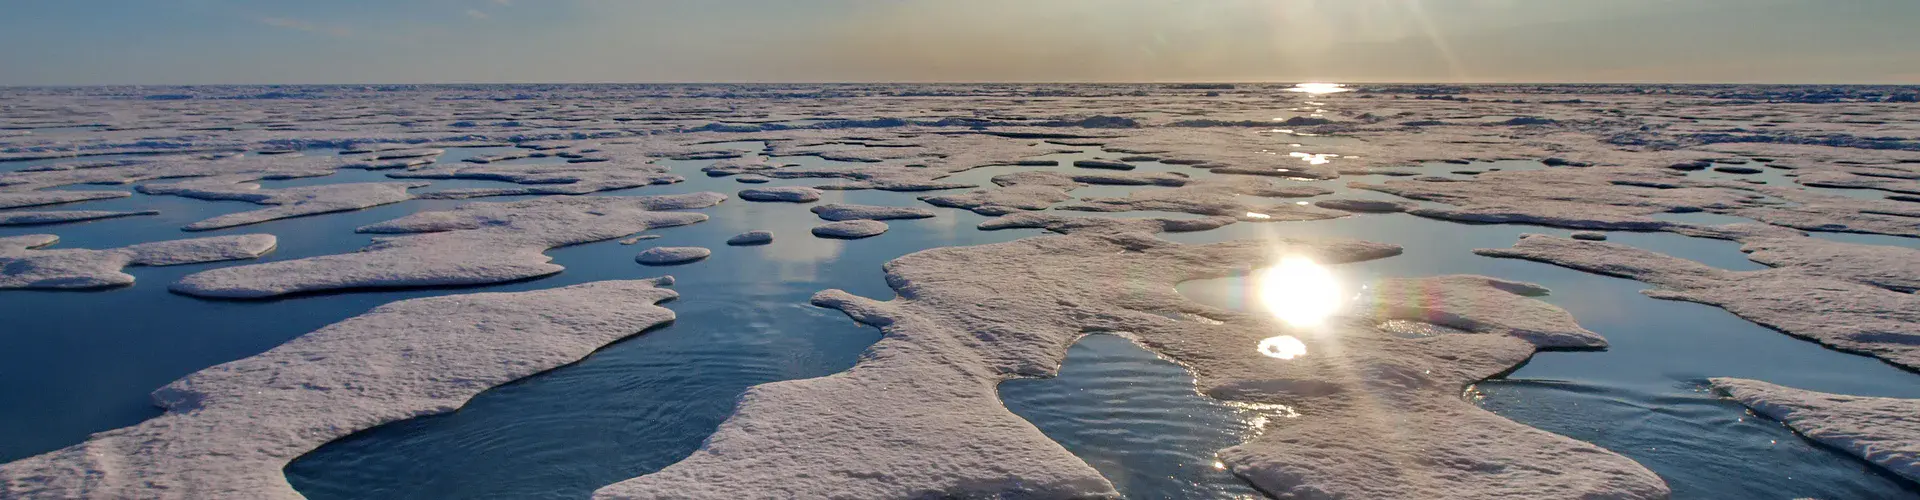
top-left (259, 16), bottom-right (353, 38)
top-left (465, 9), bottom-right (489, 19)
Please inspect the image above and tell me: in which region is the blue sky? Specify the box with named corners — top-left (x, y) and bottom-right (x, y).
top-left (3, 0), bottom-right (1917, 85)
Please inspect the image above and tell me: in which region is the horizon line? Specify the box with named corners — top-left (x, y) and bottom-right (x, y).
top-left (6, 80), bottom-right (1920, 89)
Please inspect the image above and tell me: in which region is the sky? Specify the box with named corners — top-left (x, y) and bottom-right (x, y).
top-left (2, 0), bottom-right (1918, 85)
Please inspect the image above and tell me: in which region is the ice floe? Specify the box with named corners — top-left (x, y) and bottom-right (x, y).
top-left (809, 203), bottom-right (935, 222)
top-left (725, 230), bottom-right (773, 246)
top-left (811, 220), bottom-right (888, 239)
top-left (737, 186), bottom-right (822, 203)
top-left (600, 229), bottom-right (1664, 498)
top-left (138, 175), bottom-right (424, 230)
top-left (169, 193), bottom-right (720, 298)
top-left (0, 279), bottom-right (679, 499)
top-left (635, 246), bottom-right (711, 266)
top-left (1, 234), bottom-right (275, 290)
top-left (0, 209), bottom-right (157, 226)
top-left (1712, 378), bottom-right (1920, 484)
top-left (1479, 234), bottom-right (1920, 369)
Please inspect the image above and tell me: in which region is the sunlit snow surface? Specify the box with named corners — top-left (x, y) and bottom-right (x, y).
top-left (1, 83), bottom-right (1918, 499)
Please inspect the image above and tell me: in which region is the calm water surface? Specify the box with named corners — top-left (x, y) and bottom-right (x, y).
top-left (2, 142), bottom-right (1916, 499)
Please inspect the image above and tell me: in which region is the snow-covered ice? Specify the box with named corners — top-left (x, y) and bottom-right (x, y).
top-left (4, 82), bottom-right (1920, 498)
top-left (725, 230), bottom-right (773, 246)
top-left (737, 186), bottom-right (822, 203)
top-left (1, 234), bottom-right (275, 290)
top-left (811, 219), bottom-right (889, 239)
top-left (1713, 378), bottom-right (1920, 484)
top-left (0, 209), bottom-right (157, 226)
top-left (169, 193), bottom-right (720, 298)
top-left (138, 176), bottom-right (424, 230)
top-left (599, 229), bottom-right (1665, 498)
top-left (1478, 234), bottom-right (1920, 369)
top-left (0, 279), bottom-right (679, 499)
top-left (809, 203), bottom-right (935, 221)
top-left (635, 246), bottom-right (711, 266)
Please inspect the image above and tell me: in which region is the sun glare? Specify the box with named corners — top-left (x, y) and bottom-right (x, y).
top-left (1257, 335), bottom-right (1309, 360)
top-left (1284, 83), bottom-right (1352, 95)
top-left (1253, 255), bottom-right (1344, 328)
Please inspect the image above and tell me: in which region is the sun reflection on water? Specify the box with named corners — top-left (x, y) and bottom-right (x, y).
top-left (1249, 255), bottom-right (1346, 360)
top-left (1257, 335), bottom-right (1308, 359)
top-left (1254, 255), bottom-right (1344, 328)
top-left (1285, 83), bottom-right (1353, 95)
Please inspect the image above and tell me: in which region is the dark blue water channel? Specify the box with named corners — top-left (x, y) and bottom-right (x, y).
top-left (2, 142), bottom-right (1918, 499)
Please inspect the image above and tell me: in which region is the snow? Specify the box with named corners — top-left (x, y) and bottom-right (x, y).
top-left (725, 230), bottom-right (773, 246)
top-left (1312, 199), bottom-right (1412, 213)
top-left (1, 234), bottom-right (275, 290)
top-left (919, 185), bottom-right (1071, 215)
top-left (138, 176), bottom-right (424, 230)
top-left (1478, 234), bottom-right (1920, 370)
top-left (1712, 378), bottom-right (1920, 484)
top-left (809, 203), bottom-right (935, 221)
top-left (0, 190), bottom-right (131, 210)
top-left (1739, 235), bottom-right (1920, 293)
top-left (169, 193), bottom-right (721, 298)
top-left (978, 212), bottom-right (1237, 235)
top-left (0, 279), bottom-right (679, 499)
top-left (394, 156), bottom-right (681, 199)
top-left (0, 209), bottom-right (157, 226)
top-left (600, 231), bottom-right (1663, 498)
top-left (1060, 178), bottom-right (1343, 222)
top-left (635, 246), bottom-right (711, 266)
top-left (811, 219), bottom-right (889, 239)
top-left (370, 148), bottom-right (444, 160)
top-left (737, 186), bottom-right (823, 203)
top-left (5, 82), bottom-right (1920, 498)
top-left (1072, 159), bottom-right (1135, 170)
top-left (987, 170), bottom-right (1189, 189)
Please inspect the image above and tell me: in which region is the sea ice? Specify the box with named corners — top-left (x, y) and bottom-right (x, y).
top-left (635, 246), bottom-right (711, 266)
top-left (1712, 378), bottom-right (1920, 483)
top-left (0, 190), bottom-right (130, 210)
top-left (599, 230), bottom-right (1664, 498)
top-left (811, 220), bottom-right (888, 239)
top-left (1479, 234), bottom-right (1920, 369)
top-left (0, 279), bottom-right (679, 499)
top-left (138, 175), bottom-right (424, 230)
top-left (0, 234), bottom-right (275, 290)
top-left (169, 193), bottom-right (721, 298)
top-left (394, 159), bottom-right (681, 199)
top-left (0, 209), bottom-right (157, 226)
top-left (737, 186), bottom-right (823, 203)
top-left (809, 203), bottom-right (935, 221)
top-left (725, 231), bottom-right (773, 246)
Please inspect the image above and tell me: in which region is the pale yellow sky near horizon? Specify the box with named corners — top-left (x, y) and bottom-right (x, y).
top-left (4, 0), bottom-right (1918, 85)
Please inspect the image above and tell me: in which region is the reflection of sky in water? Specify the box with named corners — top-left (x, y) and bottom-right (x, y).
top-left (1000, 334), bottom-right (1268, 499)
top-left (6, 135), bottom-right (1920, 499)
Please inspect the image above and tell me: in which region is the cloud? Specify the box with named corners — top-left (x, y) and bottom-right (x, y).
top-left (258, 16), bottom-right (353, 38)
top-left (465, 9), bottom-right (488, 19)
top-left (493, 0), bottom-right (512, 5)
